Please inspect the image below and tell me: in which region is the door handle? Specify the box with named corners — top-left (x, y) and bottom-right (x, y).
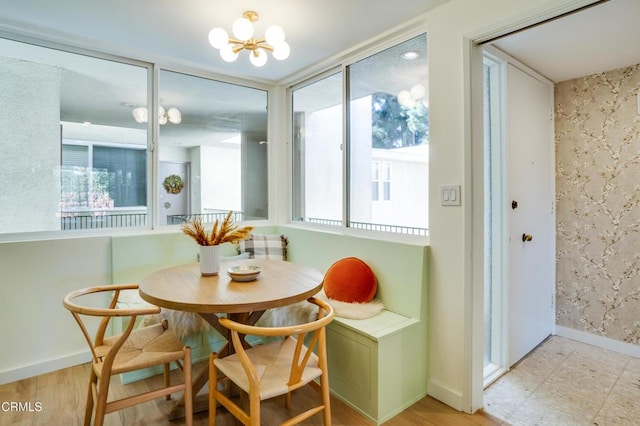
top-left (522, 233), bottom-right (533, 242)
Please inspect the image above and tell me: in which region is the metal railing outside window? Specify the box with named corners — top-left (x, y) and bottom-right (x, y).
top-left (60, 212), bottom-right (147, 230)
top-left (166, 211), bottom-right (244, 225)
top-left (306, 217), bottom-right (427, 236)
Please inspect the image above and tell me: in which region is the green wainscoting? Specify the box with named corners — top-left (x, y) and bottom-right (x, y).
top-left (110, 226), bottom-right (429, 423)
top-left (278, 226), bottom-right (428, 318)
top-left (276, 226), bottom-right (429, 424)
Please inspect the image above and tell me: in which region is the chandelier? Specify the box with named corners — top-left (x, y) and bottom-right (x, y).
top-left (208, 10), bottom-right (290, 67)
top-left (397, 84), bottom-right (427, 108)
top-left (132, 106), bottom-right (182, 125)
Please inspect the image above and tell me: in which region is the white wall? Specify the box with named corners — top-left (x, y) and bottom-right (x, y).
top-left (200, 143), bottom-right (241, 212)
top-left (371, 145), bottom-right (429, 228)
top-left (242, 132), bottom-right (268, 219)
top-left (350, 96), bottom-right (374, 223)
top-left (304, 104), bottom-right (343, 221)
top-left (160, 145), bottom-right (191, 163)
top-left (0, 237), bottom-right (111, 385)
top-left (189, 146), bottom-right (202, 213)
top-left (425, 0), bottom-right (601, 413)
top-left (63, 121), bottom-right (146, 146)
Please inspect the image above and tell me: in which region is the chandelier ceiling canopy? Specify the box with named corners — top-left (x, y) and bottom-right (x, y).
top-left (208, 10), bottom-right (290, 67)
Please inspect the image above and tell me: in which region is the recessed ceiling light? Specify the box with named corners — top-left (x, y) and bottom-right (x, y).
top-left (401, 50), bottom-right (420, 60)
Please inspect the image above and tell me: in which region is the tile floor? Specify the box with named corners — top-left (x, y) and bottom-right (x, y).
top-left (483, 335), bottom-right (640, 425)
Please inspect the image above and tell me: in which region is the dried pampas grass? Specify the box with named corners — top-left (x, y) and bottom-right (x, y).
top-left (181, 211), bottom-right (254, 246)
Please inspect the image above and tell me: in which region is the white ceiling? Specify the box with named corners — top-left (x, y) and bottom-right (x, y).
top-left (0, 0), bottom-right (447, 83)
top-left (0, 0), bottom-right (637, 84)
top-left (492, 0), bottom-right (640, 83)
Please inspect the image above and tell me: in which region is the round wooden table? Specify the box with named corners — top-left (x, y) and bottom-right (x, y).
top-left (139, 258), bottom-right (323, 316)
top-left (138, 258), bottom-right (324, 417)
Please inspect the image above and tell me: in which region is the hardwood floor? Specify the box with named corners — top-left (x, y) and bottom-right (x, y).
top-left (0, 361), bottom-right (503, 425)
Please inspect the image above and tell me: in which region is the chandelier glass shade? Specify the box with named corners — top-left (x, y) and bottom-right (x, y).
top-left (132, 106), bottom-right (182, 125)
top-left (397, 84), bottom-right (428, 108)
top-left (208, 10), bottom-right (290, 67)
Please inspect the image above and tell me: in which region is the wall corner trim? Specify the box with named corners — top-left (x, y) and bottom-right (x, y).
top-left (427, 379), bottom-right (464, 412)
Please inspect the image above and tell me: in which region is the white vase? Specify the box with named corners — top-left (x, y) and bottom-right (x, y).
top-left (199, 245), bottom-right (221, 276)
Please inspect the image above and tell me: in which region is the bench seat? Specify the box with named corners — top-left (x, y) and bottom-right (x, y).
top-left (327, 310), bottom-right (426, 424)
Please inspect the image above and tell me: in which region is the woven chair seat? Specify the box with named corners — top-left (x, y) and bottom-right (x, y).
top-left (214, 336), bottom-right (322, 401)
top-left (96, 323), bottom-right (187, 376)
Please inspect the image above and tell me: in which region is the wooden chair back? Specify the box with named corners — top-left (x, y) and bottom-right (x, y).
top-left (64, 284), bottom-right (161, 365)
top-left (63, 284), bottom-right (192, 426)
top-left (209, 297), bottom-right (334, 426)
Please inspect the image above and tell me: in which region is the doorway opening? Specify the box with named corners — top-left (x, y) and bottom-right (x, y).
top-left (482, 46), bottom-right (556, 387)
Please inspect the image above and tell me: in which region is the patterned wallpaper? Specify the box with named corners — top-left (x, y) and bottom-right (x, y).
top-left (556, 63), bottom-right (640, 344)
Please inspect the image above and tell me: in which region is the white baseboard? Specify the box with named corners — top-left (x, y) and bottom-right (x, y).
top-left (555, 326), bottom-right (640, 358)
top-left (427, 379), bottom-right (463, 411)
top-left (0, 351), bottom-right (91, 386)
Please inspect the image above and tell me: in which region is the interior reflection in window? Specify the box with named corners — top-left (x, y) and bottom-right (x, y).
top-left (158, 70), bottom-right (269, 225)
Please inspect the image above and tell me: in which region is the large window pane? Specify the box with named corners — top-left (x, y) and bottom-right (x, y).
top-left (292, 73), bottom-right (344, 226)
top-left (157, 70), bottom-right (268, 225)
top-left (348, 34), bottom-right (429, 235)
top-left (62, 143), bottom-right (146, 208)
top-left (0, 37), bottom-right (148, 234)
top-left (93, 145), bottom-right (146, 207)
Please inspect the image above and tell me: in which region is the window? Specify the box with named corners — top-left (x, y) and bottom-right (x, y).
top-left (61, 142), bottom-right (147, 230)
top-left (372, 162), bottom-right (380, 201)
top-left (291, 72), bottom-right (343, 226)
top-left (291, 34), bottom-right (429, 235)
top-left (93, 145), bottom-right (146, 207)
top-left (157, 70), bottom-right (269, 226)
top-left (383, 162), bottom-right (391, 201)
top-left (0, 35), bottom-right (269, 237)
top-left (483, 53), bottom-right (508, 385)
top-left (371, 161), bottom-right (391, 201)
top-left (62, 142), bottom-right (147, 207)
top-left (0, 36), bottom-right (149, 234)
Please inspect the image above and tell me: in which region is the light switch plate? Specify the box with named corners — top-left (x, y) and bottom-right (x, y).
top-left (441, 185), bottom-right (461, 206)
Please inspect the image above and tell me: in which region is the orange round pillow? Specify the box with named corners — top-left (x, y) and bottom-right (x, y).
top-left (323, 257), bottom-right (377, 303)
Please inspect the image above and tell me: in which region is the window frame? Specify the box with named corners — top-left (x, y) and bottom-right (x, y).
top-left (0, 31), bottom-right (275, 242)
top-left (289, 67), bottom-right (345, 227)
top-left (0, 32), bottom-right (154, 240)
top-left (152, 66), bottom-right (272, 229)
top-left (286, 29), bottom-right (430, 242)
